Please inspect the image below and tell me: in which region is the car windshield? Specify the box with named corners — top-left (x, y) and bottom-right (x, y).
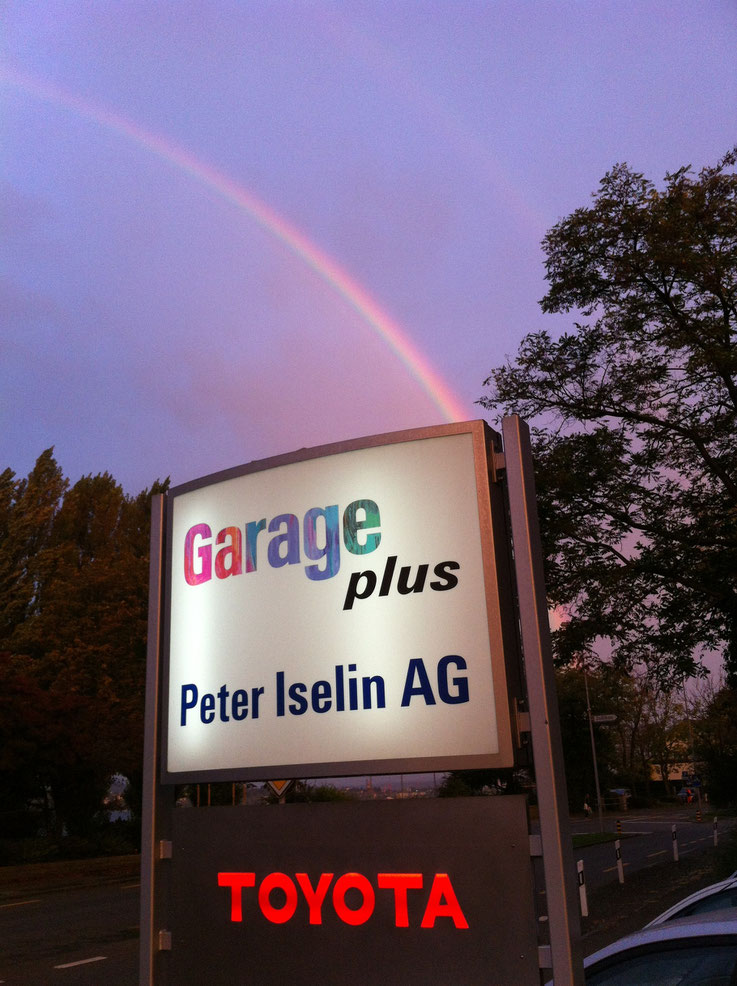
top-left (586, 942), bottom-right (737, 985)
top-left (674, 890), bottom-right (737, 921)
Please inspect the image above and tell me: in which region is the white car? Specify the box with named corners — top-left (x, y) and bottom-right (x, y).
top-left (643, 872), bottom-right (737, 927)
top-left (581, 911), bottom-right (737, 984)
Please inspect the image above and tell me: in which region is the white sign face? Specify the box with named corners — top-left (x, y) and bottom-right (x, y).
top-left (163, 425), bottom-right (513, 779)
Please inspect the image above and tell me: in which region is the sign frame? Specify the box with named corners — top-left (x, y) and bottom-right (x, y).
top-left (159, 421), bottom-right (520, 783)
top-left (140, 416), bottom-right (584, 986)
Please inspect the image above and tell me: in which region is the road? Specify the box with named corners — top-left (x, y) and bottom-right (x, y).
top-left (1, 807), bottom-right (732, 984)
top-left (0, 878), bottom-right (140, 985)
top-left (572, 807), bottom-right (733, 892)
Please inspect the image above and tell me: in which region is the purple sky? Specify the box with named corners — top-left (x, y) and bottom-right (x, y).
top-left (2, 1), bottom-right (736, 495)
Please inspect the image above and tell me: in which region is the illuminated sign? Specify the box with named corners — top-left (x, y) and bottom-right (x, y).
top-left (167, 798), bottom-right (539, 985)
top-left (217, 870), bottom-right (468, 928)
top-left (162, 422), bottom-right (515, 781)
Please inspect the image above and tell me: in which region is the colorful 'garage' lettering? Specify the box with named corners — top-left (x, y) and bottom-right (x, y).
top-left (183, 498), bottom-right (381, 585)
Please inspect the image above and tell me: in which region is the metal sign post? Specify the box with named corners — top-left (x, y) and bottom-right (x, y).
top-left (502, 415), bottom-right (584, 985)
top-left (584, 667), bottom-right (605, 834)
top-left (139, 494), bottom-right (173, 985)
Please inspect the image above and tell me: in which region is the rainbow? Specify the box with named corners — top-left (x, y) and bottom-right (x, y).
top-left (1, 65), bottom-right (470, 423)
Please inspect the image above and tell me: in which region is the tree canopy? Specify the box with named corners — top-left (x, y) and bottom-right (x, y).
top-left (480, 148), bottom-right (737, 683)
top-left (0, 450), bottom-right (167, 836)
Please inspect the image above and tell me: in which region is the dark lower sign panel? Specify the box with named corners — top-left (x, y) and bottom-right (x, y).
top-left (169, 796), bottom-right (538, 985)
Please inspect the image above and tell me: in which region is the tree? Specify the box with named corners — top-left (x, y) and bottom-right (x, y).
top-left (480, 148), bottom-right (737, 682)
top-left (695, 683), bottom-right (737, 805)
top-left (634, 680), bottom-right (692, 799)
top-left (0, 451), bottom-right (68, 646)
top-left (0, 451), bottom-right (167, 836)
top-left (554, 664), bottom-right (617, 811)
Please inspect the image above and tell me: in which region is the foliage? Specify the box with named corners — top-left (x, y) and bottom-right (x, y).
top-left (695, 684), bottom-right (737, 806)
top-left (554, 665), bottom-right (617, 810)
top-left (0, 449), bottom-right (167, 837)
top-left (636, 683), bottom-right (692, 797)
top-left (480, 148), bottom-right (737, 682)
top-left (556, 663), bottom-right (697, 809)
top-left (437, 768), bottom-right (524, 798)
top-left (280, 782), bottom-right (356, 803)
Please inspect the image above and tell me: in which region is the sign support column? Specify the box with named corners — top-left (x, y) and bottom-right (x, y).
top-left (139, 494), bottom-right (174, 986)
top-left (502, 415), bottom-right (584, 985)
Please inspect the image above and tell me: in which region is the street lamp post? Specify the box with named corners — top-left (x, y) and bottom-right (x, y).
top-left (583, 665), bottom-right (605, 833)
top-left (681, 681), bottom-right (703, 817)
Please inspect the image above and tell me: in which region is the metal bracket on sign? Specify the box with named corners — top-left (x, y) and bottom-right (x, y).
top-left (538, 945), bottom-right (552, 970)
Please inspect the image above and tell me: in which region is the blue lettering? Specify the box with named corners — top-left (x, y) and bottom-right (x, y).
top-left (311, 680), bottom-right (332, 713)
top-left (232, 689), bottom-right (248, 720)
top-left (401, 659), bottom-right (436, 707)
top-left (437, 656), bottom-right (469, 704)
top-left (200, 692), bottom-right (216, 723)
top-left (276, 671), bottom-right (285, 717)
top-left (267, 514), bottom-right (301, 568)
top-left (288, 681), bottom-right (308, 715)
top-left (181, 683), bottom-right (198, 725)
top-left (303, 506), bottom-right (340, 581)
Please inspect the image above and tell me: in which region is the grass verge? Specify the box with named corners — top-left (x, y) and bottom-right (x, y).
top-left (0, 853), bottom-right (140, 901)
top-left (573, 832), bottom-right (628, 849)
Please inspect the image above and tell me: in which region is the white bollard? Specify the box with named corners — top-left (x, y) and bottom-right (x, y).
top-left (672, 823), bottom-right (679, 862)
top-left (577, 858), bottom-right (588, 917)
top-left (615, 839), bottom-right (624, 884)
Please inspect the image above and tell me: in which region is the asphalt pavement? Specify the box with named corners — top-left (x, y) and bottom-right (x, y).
top-left (571, 806), bottom-right (734, 892)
